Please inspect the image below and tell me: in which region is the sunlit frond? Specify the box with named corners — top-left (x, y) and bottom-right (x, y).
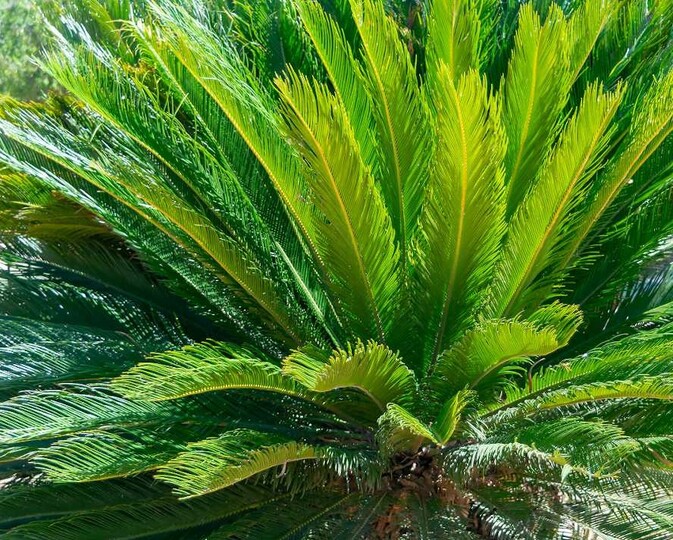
top-left (0, 0), bottom-right (672, 537)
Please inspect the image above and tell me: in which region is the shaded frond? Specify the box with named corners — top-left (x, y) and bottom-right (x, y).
top-left (376, 403), bottom-right (438, 454)
top-left (156, 429), bottom-right (322, 498)
top-left (111, 341), bottom-right (307, 402)
top-left (0, 385), bottom-right (176, 445)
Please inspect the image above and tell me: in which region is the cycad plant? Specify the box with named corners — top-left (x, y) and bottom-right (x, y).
top-left (1, 0), bottom-right (673, 537)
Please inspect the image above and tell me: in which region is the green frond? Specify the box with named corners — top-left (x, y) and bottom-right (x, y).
top-left (0, 318), bottom-right (141, 395)
top-left (148, 1), bottom-right (319, 268)
top-left (426, 0), bottom-right (498, 82)
top-left (567, 0), bottom-right (618, 81)
top-left (156, 429), bottom-right (322, 498)
top-left (484, 416), bottom-right (673, 482)
top-left (0, 385), bottom-right (176, 445)
top-left (488, 377), bottom-right (673, 427)
top-left (502, 3), bottom-right (572, 213)
top-left (418, 67), bottom-right (506, 365)
top-left (1, 484), bottom-right (288, 540)
top-left (0, 103), bottom-right (280, 352)
top-left (111, 341), bottom-right (308, 402)
top-left (293, 0), bottom-right (378, 172)
top-left (490, 81), bottom-right (624, 317)
top-left (432, 308), bottom-right (580, 400)
top-left (30, 427), bottom-right (190, 483)
top-left (0, 478), bottom-right (167, 528)
top-left (276, 70), bottom-right (399, 341)
top-left (283, 340), bottom-right (416, 411)
top-left (432, 389), bottom-right (473, 445)
top-left (571, 152), bottom-right (673, 319)
top-left (487, 332), bottom-right (673, 415)
top-left (43, 39), bottom-right (302, 337)
top-left (376, 403), bottom-right (438, 454)
top-left (207, 492), bottom-right (358, 540)
top-left (442, 441), bottom-right (569, 485)
top-left (564, 68), bottom-right (673, 270)
top-left (128, 20), bottom-right (342, 346)
top-left (1, 1), bottom-right (672, 537)
top-left (348, 0), bottom-right (431, 260)
top-left (0, 173), bottom-right (110, 241)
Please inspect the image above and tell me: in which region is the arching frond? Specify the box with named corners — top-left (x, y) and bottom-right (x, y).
top-left (442, 441), bottom-right (568, 485)
top-left (148, 1), bottom-right (317, 262)
top-left (487, 332), bottom-right (673, 415)
top-left (283, 340), bottom-right (416, 410)
top-left (0, 478), bottom-right (166, 528)
top-left (376, 403), bottom-right (438, 454)
top-left (486, 377), bottom-right (673, 428)
top-left (1, 484), bottom-right (287, 540)
top-left (432, 305), bottom-right (581, 401)
top-left (30, 427), bottom-right (194, 483)
top-left (293, 0), bottom-right (378, 171)
top-left (0, 385), bottom-right (176, 445)
top-left (156, 429), bottom-right (322, 498)
top-left (111, 341), bottom-right (307, 402)
top-left (432, 389), bottom-right (473, 445)
top-left (0, 318), bottom-right (141, 395)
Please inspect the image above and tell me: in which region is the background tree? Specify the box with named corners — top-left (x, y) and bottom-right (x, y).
top-left (0, 0), bottom-right (57, 99)
top-left (1, 0), bottom-right (673, 538)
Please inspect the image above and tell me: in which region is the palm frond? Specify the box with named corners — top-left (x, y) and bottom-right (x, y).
top-left (0, 1), bottom-right (672, 537)
top-left (207, 491), bottom-right (358, 540)
top-left (348, 0), bottom-right (431, 261)
top-left (432, 305), bottom-right (581, 401)
top-left (562, 68), bottom-right (673, 272)
top-left (0, 385), bottom-right (176, 445)
top-left (156, 429), bottom-right (323, 498)
top-left (111, 341), bottom-right (308, 402)
top-left (417, 67), bottom-right (506, 365)
top-left (490, 81), bottom-right (624, 317)
top-left (293, 0), bottom-right (378, 172)
top-left (0, 317), bottom-right (142, 395)
top-left (502, 3), bottom-right (572, 213)
top-left (1, 484), bottom-right (287, 540)
top-left (30, 427), bottom-right (196, 483)
top-left (148, 1), bottom-right (319, 267)
top-left (426, 0), bottom-right (499, 82)
top-left (276, 70), bottom-right (399, 341)
top-left (283, 340), bottom-right (416, 411)
top-left (376, 403), bottom-right (438, 454)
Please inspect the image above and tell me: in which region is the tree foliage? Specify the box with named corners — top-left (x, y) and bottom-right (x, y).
top-left (1, 0), bottom-right (673, 538)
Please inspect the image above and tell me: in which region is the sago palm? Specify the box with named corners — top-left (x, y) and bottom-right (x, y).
top-left (1, 0), bottom-right (673, 537)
